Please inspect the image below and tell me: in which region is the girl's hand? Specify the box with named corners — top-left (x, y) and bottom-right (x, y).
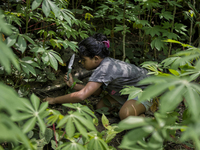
top-left (64, 73), bottom-right (74, 87)
top-left (43, 97), bottom-right (55, 104)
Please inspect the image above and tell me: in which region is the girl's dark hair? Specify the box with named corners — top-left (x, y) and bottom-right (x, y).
top-left (78, 33), bottom-right (110, 58)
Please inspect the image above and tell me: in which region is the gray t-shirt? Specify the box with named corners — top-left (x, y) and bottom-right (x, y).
top-left (89, 57), bottom-right (149, 104)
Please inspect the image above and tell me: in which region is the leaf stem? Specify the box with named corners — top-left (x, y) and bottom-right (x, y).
top-left (53, 124), bottom-right (58, 147)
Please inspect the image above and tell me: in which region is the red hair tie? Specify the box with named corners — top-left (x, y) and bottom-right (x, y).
top-left (102, 40), bottom-right (110, 48)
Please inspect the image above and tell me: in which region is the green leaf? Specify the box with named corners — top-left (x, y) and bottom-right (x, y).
top-left (73, 119), bottom-right (88, 137)
top-left (42, 0), bottom-right (50, 17)
top-left (48, 53), bottom-right (58, 70)
top-left (37, 115), bottom-right (46, 134)
top-left (151, 37), bottom-right (164, 51)
top-left (102, 114), bottom-right (109, 129)
top-left (21, 34), bottom-right (36, 46)
top-left (169, 69), bottom-right (180, 76)
top-left (74, 112), bottom-right (96, 131)
top-left (30, 93), bottom-right (40, 111)
top-left (21, 62), bottom-right (37, 76)
top-left (0, 40), bottom-right (20, 73)
top-left (6, 34), bottom-right (18, 47)
top-left (119, 127), bottom-right (153, 149)
top-left (56, 115), bottom-right (70, 128)
top-left (32, 0), bottom-right (42, 10)
top-left (48, 0), bottom-right (59, 18)
top-left (11, 113), bottom-right (33, 121)
top-left (39, 102), bottom-right (48, 113)
top-left (160, 85), bottom-right (185, 114)
top-left (0, 10), bottom-right (12, 35)
top-left (22, 117), bottom-right (37, 133)
top-left (49, 51), bottom-right (63, 63)
top-left (65, 117), bottom-right (75, 138)
top-left (185, 86), bottom-right (200, 119)
top-left (17, 35), bottom-right (27, 53)
top-left (118, 116), bottom-right (150, 130)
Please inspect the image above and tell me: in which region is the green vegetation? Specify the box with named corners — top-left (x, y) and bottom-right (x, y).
top-left (1, 0), bottom-right (200, 149)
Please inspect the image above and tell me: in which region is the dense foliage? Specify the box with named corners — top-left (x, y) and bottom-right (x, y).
top-left (1, 0), bottom-right (200, 149)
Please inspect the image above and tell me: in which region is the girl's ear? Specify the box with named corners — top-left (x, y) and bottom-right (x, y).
top-left (94, 56), bottom-right (102, 63)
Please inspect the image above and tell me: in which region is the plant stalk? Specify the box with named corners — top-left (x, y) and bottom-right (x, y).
top-left (168, 5), bottom-right (176, 57)
top-left (25, 0), bottom-right (30, 34)
top-left (122, 0), bottom-right (127, 61)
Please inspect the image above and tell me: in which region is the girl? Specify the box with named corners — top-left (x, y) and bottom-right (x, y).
top-left (44, 33), bottom-right (152, 120)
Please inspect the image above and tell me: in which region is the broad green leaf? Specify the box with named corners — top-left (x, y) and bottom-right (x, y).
top-left (49, 51), bottom-right (63, 63)
top-left (17, 35), bottom-right (27, 53)
top-left (120, 86), bottom-right (143, 100)
top-left (42, 0), bottom-right (50, 17)
top-left (73, 119), bottom-right (87, 137)
top-left (56, 115), bottom-right (70, 128)
top-left (32, 0), bottom-right (42, 10)
top-left (151, 37), bottom-right (164, 51)
top-left (0, 10), bottom-right (12, 35)
top-left (48, 0), bottom-right (59, 18)
top-left (139, 81), bottom-right (178, 102)
top-left (65, 117), bottom-right (75, 138)
top-left (87, 138), bottom-right (95, 150)
top-left (48, 53), bottom-right (58, 70)
top-left (30, 47), bottom-right (45, 53)
top-left (39, 102), bottom-right (48, 113)
top-left (119, 127), bottom-right (152, 149)
top-left (118, 116), bottom-right (149, 130)
top-left (169, 69), bottom-right (180, 76)
top-left (37, 116), bottom-right (46, 134)
top-left (11, 113), bottom-right (32, 121)
top-left (74, 112), bottom-right (96, 131)
top-left (0, 41), bottom-right (20, 73)
top-left (22, 117), bottom-right (37, 133)
top-left (60, 10), bottom-right (71, 26)
top-left (20, 98), bottom-right (35, 112)
top-left (102, 114), bottom-right (109, 129)
top-left (30, 93), bottom-right (40, 111)
top-left (41, 52), bottom-right (49, 64)
top-left (185, 86), bottom-right (200, 119)
top-left (21, 34), bottom-right (36, 46)
top-left (160, 85), bottom-right (185, 114)
top-left (21, 62), bottom-right (37, 76)
top-left (6, 34), bottom-right (18, 47)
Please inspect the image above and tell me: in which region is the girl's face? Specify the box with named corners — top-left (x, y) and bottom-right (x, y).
top-left (80, 56), bottom-right (102, 70)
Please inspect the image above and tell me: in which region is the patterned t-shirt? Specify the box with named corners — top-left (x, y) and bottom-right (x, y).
top-left (88, 57), bottom-right (149, 104)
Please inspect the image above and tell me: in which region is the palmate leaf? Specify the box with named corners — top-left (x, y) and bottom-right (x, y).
top-left (159, 84), bottom-right (185, 114)
top-left (63, 103), bottom-right (97, 119)
top-left (0, 114), bottom-right (31, 149)
top-left (119, 127), bottom-right (153, 150)
top-left (120, 86), bottom-right (143, 100)
top-left (57, 142), bottom-right (86, 150)
top-left (138, 76), bottom-right (186, 102)
top-left (157, 9), bottom-right (173, 21)
top-left (151, 37), bottom-right (164, 51)
top-left (87, 136), bottom-right (109, 150)
top-left (14, 94), bottom-right (48, 134)
top-left (57, 111), bottom-right (97, 138)
top-left (185, 85), bottom-right (200, 120)
top-left (144, 25), bottom-right (163, 37)
top-left (65, 117), bottom-right (75, 138)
